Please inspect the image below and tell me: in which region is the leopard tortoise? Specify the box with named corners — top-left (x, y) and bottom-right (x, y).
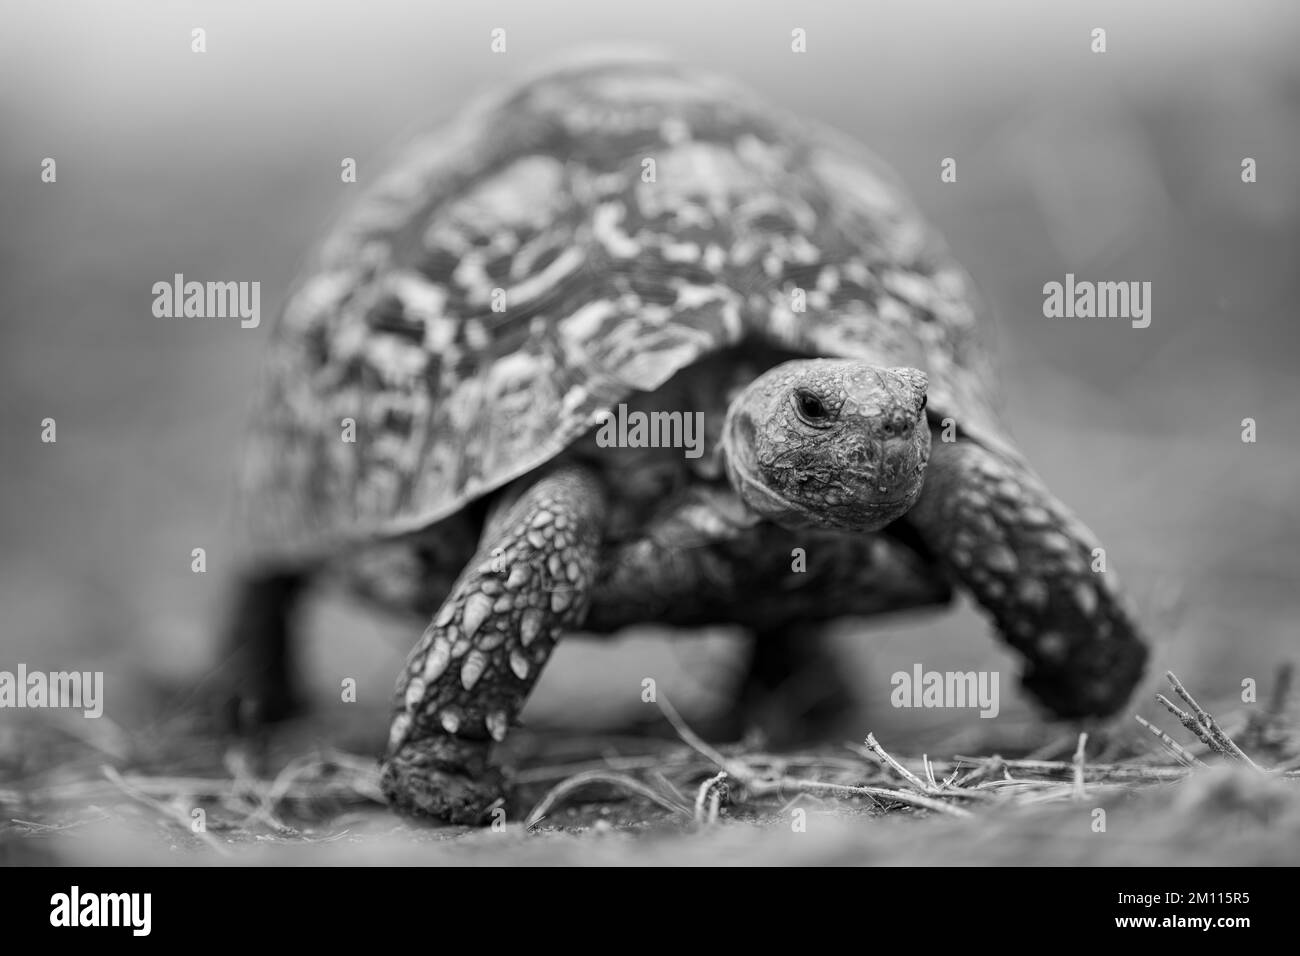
top-left (224, 58), bottom-right (1149, 823)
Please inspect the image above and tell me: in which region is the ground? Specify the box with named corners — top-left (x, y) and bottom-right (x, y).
top-left (4, 670), bottom-right (1299, 865)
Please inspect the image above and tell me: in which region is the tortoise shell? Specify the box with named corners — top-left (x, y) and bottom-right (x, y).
top-left (240, 58), bottom-right (1010, 560)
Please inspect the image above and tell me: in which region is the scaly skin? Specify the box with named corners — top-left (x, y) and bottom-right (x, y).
top-left (381, 465), bottom-right (606, 823)
top-left (906, 439), bottom-right (1148, 717)
top-left (585, 486), bottom-right (951, 632)
top-left (724, 360), bottom-right (930, 533)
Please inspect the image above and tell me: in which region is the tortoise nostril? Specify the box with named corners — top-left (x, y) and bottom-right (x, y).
top-left (879, 410), bottom-right (913, 438)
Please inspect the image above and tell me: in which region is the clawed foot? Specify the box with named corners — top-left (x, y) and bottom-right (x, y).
top-left (380, 737), bottom-right (507, 824)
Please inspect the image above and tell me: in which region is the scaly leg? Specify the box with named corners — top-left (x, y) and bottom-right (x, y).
top-left (906, 438), bottom-right (1148, 718)
top-left (380, 465), bottom-right (606, 823)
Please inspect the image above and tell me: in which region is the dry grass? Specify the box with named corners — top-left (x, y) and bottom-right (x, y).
top-left (3, 668), bottom-right (1298, 865)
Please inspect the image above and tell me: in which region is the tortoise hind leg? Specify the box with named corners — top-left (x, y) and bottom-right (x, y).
top-left (732, 623), bottom-right (859, 746)
top-left (381, 464), bottom-right (607, 823)
top-left (906, 437), bottom-right (1149, 718)
top-left (217, 569), bottom-right (309, 735)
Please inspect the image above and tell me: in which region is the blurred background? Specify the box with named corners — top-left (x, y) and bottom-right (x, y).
top-left (2, 0), bottom-right (1297, 762)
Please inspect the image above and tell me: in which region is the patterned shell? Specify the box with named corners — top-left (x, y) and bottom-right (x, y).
top-left (240, 57), bottom-right (1009, 560)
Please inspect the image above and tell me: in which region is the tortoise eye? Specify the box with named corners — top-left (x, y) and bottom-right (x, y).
top-left (794, 389), bottom-right (830, 423)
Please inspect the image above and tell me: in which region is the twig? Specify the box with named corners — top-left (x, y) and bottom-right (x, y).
top-left (863, 734), bottom-right (934, 793)
top-left (954, 755), bottom-right (1005, 787)
top-left (1072, 732), bottom-right (1088, 800)
top-left (655, 694), bottom-right (753, 782)
top-left (514, 752), bottom-right (694, 784)
top-left (694, 772), bottom-right (728, 825)
top-left (524, 771), bottom-right (691, 828)
top-left (1165, 671), bottom-right (1264, 770)
top-left (1155, 694), bottom-right (1223, 753)
top-left (10, 812), bottom-right (109, 832)
top-left (770, 779), bottom-right (973, 818)
top-left (1134, 715), bottom-right (1207, 769)
top-left (952, 756), bottom-right (1188, 781)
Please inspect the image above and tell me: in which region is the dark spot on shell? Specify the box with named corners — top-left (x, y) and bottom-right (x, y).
top-left (365, 293), bottom-right (425, 342)
top-left (416, 247), bottom-right (462, 283)
top-left (530, 245), bottom-right (564, 274)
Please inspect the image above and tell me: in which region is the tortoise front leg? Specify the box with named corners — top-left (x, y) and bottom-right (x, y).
top-left (906, 438), bottom-right (1148, 718)
top-left (381, 465), bottom-right (606, 823)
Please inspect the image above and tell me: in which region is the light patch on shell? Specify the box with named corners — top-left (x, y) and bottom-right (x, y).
top-left (662, 241), bottom-right (701, 263)
top-left (387, 270), bottom-right (447, 323)
top-left (443, 377), bottom-right (487, 435)
top-left (816, 266), bottom-right (841, 293)
top-left (674, 283), bottom-right (729, 311)
top-left (452, 254), bottom-right (493, 301)
top-left (734, 133), bottom-right (790, 177)
top-left (462, 319), bottom-right (493, 352)
top-left (592, 203), bottom-right (641, 258)
top-left (883, 270), bottom-right (941, 311)
top-left (283, 270), bottom-right (356, 336)
top-left (505, 245), bottom-right (586, 305)
top-left (636, 142), bottom-right (763, 219)
top-left (728, 237), bottom-right (762, 267)
top-left (701, 244), bottom-right (727, 272)
top-left (445, 155), bottom-right (568, 232)
top-left (560, 299), bottom-right (619, 344)
top-left (673, 204), bottom-right (714, 230)
top-left (611, 333), bottom-right (710, 390)
top-left (485, 350), bottom-right (542, 401)
top-left (660, 117), bottom-right (691, 144)
top-left (785, 234), bottom-right (822, 265)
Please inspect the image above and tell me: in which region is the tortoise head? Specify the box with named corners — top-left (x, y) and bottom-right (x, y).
top-left (722, 359), bottom-right (931, 532)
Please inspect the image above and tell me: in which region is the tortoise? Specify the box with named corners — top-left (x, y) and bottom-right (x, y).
top-left (224, 58), bottom-right (1149, 823)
